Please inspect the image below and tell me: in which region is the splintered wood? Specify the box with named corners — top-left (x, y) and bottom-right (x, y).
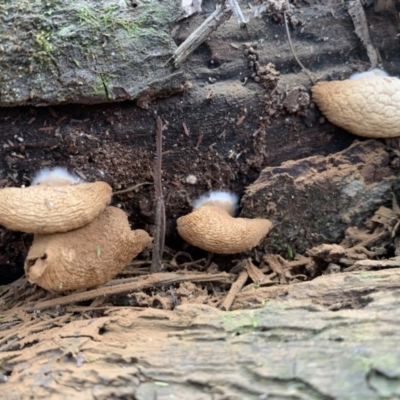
top-left (348, 0), bottom-right (379, 68)
top-left (28, 272), bottom-right (232, 311)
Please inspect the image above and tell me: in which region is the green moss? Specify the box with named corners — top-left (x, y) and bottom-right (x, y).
top-left (76, 6), bottom-right (100, 28)
top-left (34, 30), bottom-right (53, 54)
top-left (0, 0), bottom-right (180, 104)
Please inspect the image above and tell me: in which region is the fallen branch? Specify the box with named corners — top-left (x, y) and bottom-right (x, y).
top-left (26, 272), bottom-right (233, 311)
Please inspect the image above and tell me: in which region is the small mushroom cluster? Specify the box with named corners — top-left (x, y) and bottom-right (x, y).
top-left (312, 69), bottom-right (400, 138)
top-left (177, 191), bottom-right (272, 254)
top-left (1, 167), bottom-right (151, 292)
top-left (244, 43), bottom-right (261, 81)
top-left (243, 43), bottom-right (280, 89)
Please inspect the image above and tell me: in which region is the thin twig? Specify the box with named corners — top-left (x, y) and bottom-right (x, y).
top-left (283, 1), bottom-right (315, 84)
top-left (112, 182), bottom-right (153, 196)
top-left (220, 270), bottom-right (248, 311)
top-left (227, 0), bottom-right (248, 26)
top-left (151, 116), bottom-right (166, 273)
top-left (25, 272), bottom-right (233, 311)
top-left (170, 1), bottom-right (233, 67)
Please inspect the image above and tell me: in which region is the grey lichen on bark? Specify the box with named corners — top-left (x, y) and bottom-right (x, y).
top-left (0, 0), bottom-right (184, 106)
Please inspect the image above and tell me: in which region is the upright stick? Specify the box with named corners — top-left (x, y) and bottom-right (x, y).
top-left (151, 116), bottom-right (166, 273)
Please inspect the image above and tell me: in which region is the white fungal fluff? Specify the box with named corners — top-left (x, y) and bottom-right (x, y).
top-left (185, 174), bottom-right (198, 185)
top-left (349, 68), bottom-right (389, 80)
top-left (193, 191), bottom-right (239, 216)
top-left (32, 167), bottom-right (82, 186)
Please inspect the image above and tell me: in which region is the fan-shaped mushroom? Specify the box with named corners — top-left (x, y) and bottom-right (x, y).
top-left (24, 206), bottom-right (152, 292)
top-left (177, 191), bottom-right (272, 254)
top-left (311, 72), bottom-right (400, 138)
top-left (0, 178), bottom-right (112, 234)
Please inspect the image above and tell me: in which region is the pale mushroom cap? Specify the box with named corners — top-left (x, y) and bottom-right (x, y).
top-left (311, 76), bottom-right (400, 138)
top-left (0, 181), bottom-right (112, 234)
top-left (24, 206), bottom-right (152, 292)
top-left (177, 205), bottom-right (272, 254)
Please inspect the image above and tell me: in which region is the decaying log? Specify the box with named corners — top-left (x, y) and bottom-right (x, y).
top-left (242, 140), bottom-right (400, 253)
top-left (1, 268), bottom-right (400, 399)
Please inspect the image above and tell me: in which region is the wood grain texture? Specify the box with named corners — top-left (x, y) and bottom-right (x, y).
top-left (2, 268), bottom-right (400, 399)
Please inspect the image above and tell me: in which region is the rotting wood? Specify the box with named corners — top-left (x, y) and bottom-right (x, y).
top-left (0, 1), bottom-right (184, 106)
top-left (374, 0), bottom-right (395, 12)
top-left (0, 4), bottom-right (398, 397)
top-left (234, 267), bottom-right (400, 309)
top-left (348, 0), bottom-right (379, 68)
top-left (26, 272), bottom-right (232, 311)
top-left (3, 271), bottom-right (400, 398)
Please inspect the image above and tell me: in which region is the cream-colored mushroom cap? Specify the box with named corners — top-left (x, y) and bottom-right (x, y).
top-left (0, 181), bottom-right (112, 234)
top-left (177, 205), bottom-right (272, 254)
top-left (24, 206), bottom-right (152, 292)
top-left (311, 76), bottom-right (400, 138)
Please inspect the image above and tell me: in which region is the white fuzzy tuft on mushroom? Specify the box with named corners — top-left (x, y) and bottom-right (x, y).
top-left (31, 166), bottom-right (82, 186)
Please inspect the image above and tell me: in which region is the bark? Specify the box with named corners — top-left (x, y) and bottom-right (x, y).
top-left (242, 140), bottom-right (400, 254)
top-left (1, 268), bottom-right (400, 399)
top-left (0, 0), bottom-right (184, 106)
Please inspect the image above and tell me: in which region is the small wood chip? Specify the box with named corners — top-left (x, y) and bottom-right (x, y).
top-left (195, 133), bottom-right (203, 149)
top-left (220, 270), bottom-right (248, 311)
top-left (182, 122), bottom-right (190, 137)
top-left (235, 115), bottom-right (246, 126)
top-left (245, 258), bottom-right (267, 284)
